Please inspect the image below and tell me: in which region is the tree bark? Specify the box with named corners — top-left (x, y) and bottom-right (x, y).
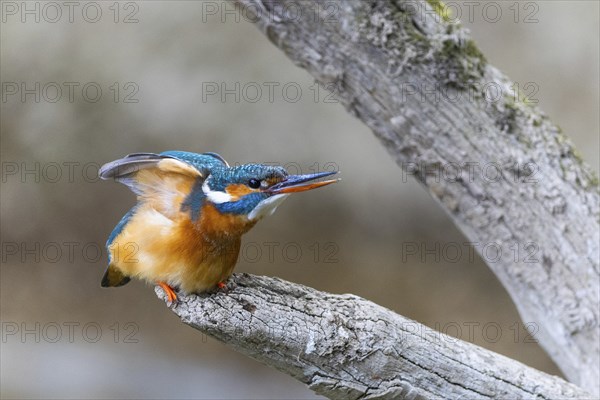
top-left (157, 274), bottom-right (591, 399)
top-left (225, 0), bottom-right (599, 395)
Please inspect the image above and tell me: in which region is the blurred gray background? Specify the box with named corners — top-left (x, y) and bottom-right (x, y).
top-left (1, 1), bottom-right (598, 399)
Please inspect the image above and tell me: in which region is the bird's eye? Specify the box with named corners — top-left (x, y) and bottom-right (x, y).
top-left (248, 178), bottom-right (261, 189)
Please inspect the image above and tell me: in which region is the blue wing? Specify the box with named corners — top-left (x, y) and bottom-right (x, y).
top-left (106, 205), bottom-right (138, 256)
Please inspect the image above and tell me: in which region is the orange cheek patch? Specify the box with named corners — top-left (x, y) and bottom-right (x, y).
top-left (225, 183), bottom-right (254, 200)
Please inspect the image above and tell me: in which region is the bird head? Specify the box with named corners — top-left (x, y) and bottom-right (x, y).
top-left (202, 163), bottom-right (339, 221)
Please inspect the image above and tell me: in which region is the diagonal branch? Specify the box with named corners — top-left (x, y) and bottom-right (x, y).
top-left (230, 0), bottom-right (600, 394)
top-left (157, 274), bottom-right (590, 399)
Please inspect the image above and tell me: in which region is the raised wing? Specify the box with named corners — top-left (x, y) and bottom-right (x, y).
top-left (99, 151), bottom-right (227, 218)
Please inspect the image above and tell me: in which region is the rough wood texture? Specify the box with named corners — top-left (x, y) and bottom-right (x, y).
top-left (228, 0), bottom-right (600, 395)
top-left (157, 274), bottom-right (591, 399)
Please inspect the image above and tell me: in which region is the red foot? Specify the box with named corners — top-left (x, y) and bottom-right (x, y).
top-left (157, 282), bottom-right (178, 304)
top-left (217, 281), bottom-right (226, 289)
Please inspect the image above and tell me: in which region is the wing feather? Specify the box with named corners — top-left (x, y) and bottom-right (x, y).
top-left (100, 152), bottom-right (214, 218)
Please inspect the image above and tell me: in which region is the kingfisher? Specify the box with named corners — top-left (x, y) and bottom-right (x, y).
top-left (99, 151), bottom-right (338, 303)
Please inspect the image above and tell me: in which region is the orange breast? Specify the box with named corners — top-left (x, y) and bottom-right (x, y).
top-left (199, 202), bottom-right (257, 237)
top-left (108, 201), bottom-right (252, 293)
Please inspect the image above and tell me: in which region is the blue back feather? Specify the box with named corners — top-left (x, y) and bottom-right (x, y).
top-left (106, 205), bottom-right (138, 262)
top-left (160, 151), bottom-right (228, 173)
top-left (181, 178), bottom-right (206, 221)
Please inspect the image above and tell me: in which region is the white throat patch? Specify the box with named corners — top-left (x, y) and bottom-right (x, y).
top-left (248, 194), bottom-right (289, 221)
top-left (202, 180), bottom-right (232, 204)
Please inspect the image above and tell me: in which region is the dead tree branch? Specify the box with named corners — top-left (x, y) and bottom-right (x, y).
top-left (157, 274), bottom-right (591, 399)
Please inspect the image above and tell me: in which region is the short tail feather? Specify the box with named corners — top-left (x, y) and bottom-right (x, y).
top-left (101, 264), bottom-right (131, 287)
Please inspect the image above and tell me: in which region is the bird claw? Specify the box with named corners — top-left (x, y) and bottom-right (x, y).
top-left (215, 282), bottom-right (231, 294)
top-left (157, 282), bottom-right (179, 306)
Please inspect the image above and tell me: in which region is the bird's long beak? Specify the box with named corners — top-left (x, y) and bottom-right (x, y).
top-left (268, 171), bottom-right (339, 194)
